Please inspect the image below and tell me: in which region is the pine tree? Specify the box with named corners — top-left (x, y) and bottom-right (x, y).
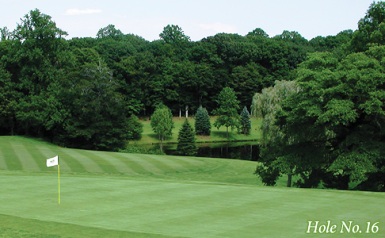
top-left (239, 106), bottom-right (251, 135)
top-left (177, 119), bottom-right (197, 156)
top-left (195, 106), bottom-right (211, 135)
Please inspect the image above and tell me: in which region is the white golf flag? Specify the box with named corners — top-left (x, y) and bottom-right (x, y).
top-left (46, 155), bottom-right (59, 167)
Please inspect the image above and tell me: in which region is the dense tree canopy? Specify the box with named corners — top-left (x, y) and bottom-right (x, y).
top-left (1, 1), bottom-right (384, 166)
top-left (256, 46), bottom-right (385, 190)
top-left (252, 2), bottom-right (385, 191)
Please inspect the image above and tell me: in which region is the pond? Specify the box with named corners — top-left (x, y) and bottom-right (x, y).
top-left (164, 142), bottom-right (260, 161)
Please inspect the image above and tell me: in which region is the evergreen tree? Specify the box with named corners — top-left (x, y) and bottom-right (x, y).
top-left (177, 119), bottom-right (197, 156)
top-left (239, 106), bottom-right (251, 135)
top-left (195, 106), bottom-right (211, 135)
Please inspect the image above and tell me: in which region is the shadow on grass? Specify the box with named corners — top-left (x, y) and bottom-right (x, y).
top-left (146, 133), bottom-right (174, 144)
top-left (211, 130), bottom-right (237, 141)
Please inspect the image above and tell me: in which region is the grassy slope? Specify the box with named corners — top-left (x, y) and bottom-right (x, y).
top-left (134, 116), bottom-right (262, 145)
top-left (0, 136), bottom-right (260, 185)
top-left (1, 136), bottom-right (384, 238)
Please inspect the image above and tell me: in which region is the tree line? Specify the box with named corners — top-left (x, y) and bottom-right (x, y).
top-left (0, 8), bottom-right (344, 150)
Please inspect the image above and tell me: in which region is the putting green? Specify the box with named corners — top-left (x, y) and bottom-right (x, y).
top-left (0, 136), bottom-right (384, 237)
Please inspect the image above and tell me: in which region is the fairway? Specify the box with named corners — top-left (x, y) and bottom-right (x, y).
top-left (1, 136), bottom-right (384, 237)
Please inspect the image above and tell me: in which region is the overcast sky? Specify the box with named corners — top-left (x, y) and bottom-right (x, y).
top-left (1, 0), bottom-right (376, 41)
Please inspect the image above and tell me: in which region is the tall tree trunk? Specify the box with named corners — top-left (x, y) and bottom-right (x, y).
top-left (160, 138), bottom-right (163, 152)
top-left (185, 105), bottom-right (188, 118)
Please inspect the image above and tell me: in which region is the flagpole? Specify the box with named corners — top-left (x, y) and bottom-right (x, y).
top-left (58, 164), bottom-right (61, 205)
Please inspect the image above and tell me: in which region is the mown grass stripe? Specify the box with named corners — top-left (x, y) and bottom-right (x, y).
top-left (146, 155), bottom-right (187, 171)
top-left (22, 144), bottom-right (53, 171)
top-left (110, 153), bottom-right (149, 174)
top-left (91, 152), bottom-right (138, 175)
top-left (36, 145), bottom-right (71, 172)
top-left (10, 142), bottom-right (40, 171)
top-left (60, 149), bottom-right (104, 173)
top-left (57, 148), bottom-right (87, 173)
top-left (172, 155), bottom-right (206, 167)
top-left (131, 155), bottom-right (165, 174)
top-left (83, 151), bottom-right (123, 174)
top-left (136, 154), bottom-right (182, 173)
top-left (0, 147), bottom-right (8, 170)
top-left (1, 141), bottom-right (23, 170)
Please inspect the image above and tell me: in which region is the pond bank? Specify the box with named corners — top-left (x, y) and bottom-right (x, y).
top-left (128, 141), bottom-right (260, 161)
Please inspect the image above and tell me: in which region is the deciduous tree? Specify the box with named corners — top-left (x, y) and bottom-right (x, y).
top-left (127, 115), bottom-right (143, 140)
top-left (151, 104), bottom-right (174, 152)
top-left (213, 87), bottom-right (240, 139)
top-left (252, 80), bottom-right (299, 187)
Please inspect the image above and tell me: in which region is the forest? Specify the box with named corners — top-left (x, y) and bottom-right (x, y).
top-left (0, 2), bottom-right (384, 190)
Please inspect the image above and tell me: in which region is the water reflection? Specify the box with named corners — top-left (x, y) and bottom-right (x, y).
top-left (165, 143), bottom-right (260, 161)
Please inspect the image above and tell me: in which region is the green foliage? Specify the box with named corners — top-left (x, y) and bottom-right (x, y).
top-left (151, 104), bottom-right (174, 151)
top-left (64, 61), bottom-right (130, 150)
top-left (0, 67), bottom-right (16, 134)
top-left (2, 9), bottom-right (71, 138)
top-left (213, 87), bottom-right (240, 139)
top-left (261, 47), bottom-right (385, 190)
top-left (253, 78), bottom-right (334, 187)
top-left (96, 24), bottom-right (123, 39)
top-left (194, 106), bottom-right (211, 135)
top-left (177, 119), bottom-right (197, 156)
top-left (254, 164), bottom-right (280, 186)
top-left (159, 24), bottom-right (190, 44)
top-left (351, 1), bottom-right (385, 52)
top-left (127, 115), bottom-right (143, 140)
top-left (2, 2), bottom-right (383, 161)
top-left (239, 106), bottom-right (251, 135)
top-left (310, 30), bottom-right (353, 53)
top-left (252, 80), bottom-right (299, 144)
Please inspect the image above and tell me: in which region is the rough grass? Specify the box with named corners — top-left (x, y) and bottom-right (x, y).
top-left (0, 136), bottom-right (384, 238)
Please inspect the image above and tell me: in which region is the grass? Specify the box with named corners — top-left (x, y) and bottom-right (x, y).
top-left (133, 116), bottom-right (262, 145)
top-left (0, 136), bottom-right (384, 238)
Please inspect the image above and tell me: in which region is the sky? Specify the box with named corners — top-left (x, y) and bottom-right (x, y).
top-left (1, 0), bottom-right (376, 41)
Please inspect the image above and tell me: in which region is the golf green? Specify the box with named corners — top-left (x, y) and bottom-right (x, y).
top-left (0, 136), bottom-right (384, 237)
